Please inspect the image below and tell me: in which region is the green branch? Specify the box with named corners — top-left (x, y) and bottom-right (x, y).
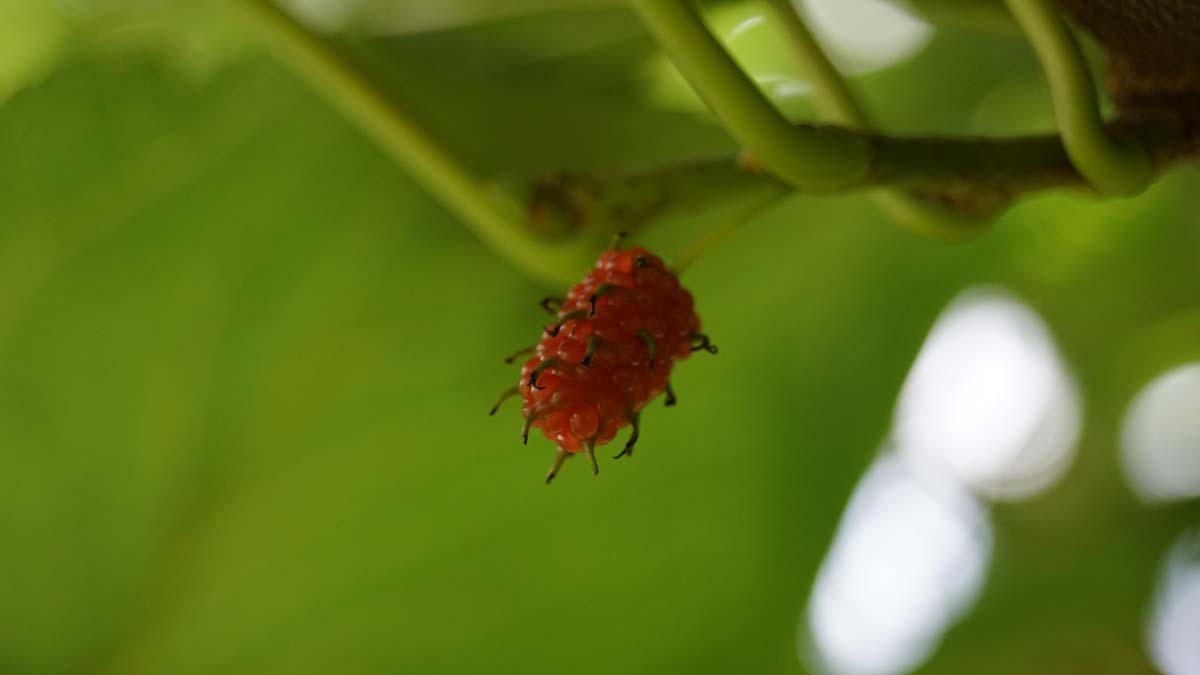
top-left (537, 120), bottom-right (1190, 224)
top-left (1003, 0), bottom-right (1152, 195)
top-left (760, 0), bottom-right (866, 129)
top-left (235, 0), bottom-right (605, 286)
top-left (630, 0), bottom-right (870, 192)
top-left (239, 0), bottom-right (1191, 277)
top-left (612, 0), bottom-right (1190, 238)
top-left (761, 0), bottom-right (986, 238)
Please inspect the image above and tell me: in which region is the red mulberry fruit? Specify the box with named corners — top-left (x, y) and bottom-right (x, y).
top-left (491, 244), bottom-right (718, 483)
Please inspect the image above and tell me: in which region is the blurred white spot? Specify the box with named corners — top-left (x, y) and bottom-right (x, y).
top-left (757, 74), bottom-right (814, 100)
top-left (728, 13), bottom-right (766, 40)
top-left (279, 0), bottom-right (361, 30)
top-left (894, 288), bottom-right (1082, 501)
top-left (1121, 363), bottom-right (1200, 503)
top-left (804, 454), bottom-right (991, 675)
top-left (804, 288), bottom-right (1080, 673)
top-left (799, 0), bottom-right (934, 75)
top-left (1148, 529), bottom-right (1200, 675)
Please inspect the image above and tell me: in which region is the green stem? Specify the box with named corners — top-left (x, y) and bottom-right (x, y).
top-left (541, 118), bottom-right (1190, 226)
top-left (761, 0), bottom-right (867, 129)
top-left (762, 0), bottom-right (986, 237)
top-left (235, 0), bottom-right (602, 286)
top-left (672, 184), bottom-right (789, 274)
top-left (630, 0), bottom-right (870, 192)
top-left (1003, 0), bottom-right (1151, 196)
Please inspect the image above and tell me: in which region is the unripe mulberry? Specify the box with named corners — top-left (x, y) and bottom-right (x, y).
top-left (491, 245), bottom-right (717, 483)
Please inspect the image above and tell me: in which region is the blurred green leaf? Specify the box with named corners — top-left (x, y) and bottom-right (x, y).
top-left (0, 1), bottom-right (66, 101)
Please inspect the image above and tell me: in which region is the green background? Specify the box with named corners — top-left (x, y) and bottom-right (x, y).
top-left (1, 2), bottom-right (1197, 674)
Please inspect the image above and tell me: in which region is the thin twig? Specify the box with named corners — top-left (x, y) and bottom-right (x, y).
top-left (630, 0), bottom-right (871, 192)
top-left (535, 120), bottom-right (1191, 228)
top-left (236, 0), bottom-right (605, 285)
top-left (762, 0), bottom-right (985, 237)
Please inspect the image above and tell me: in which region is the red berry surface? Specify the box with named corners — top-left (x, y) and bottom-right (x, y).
top-left (515, 247), bottom-right (702, 468)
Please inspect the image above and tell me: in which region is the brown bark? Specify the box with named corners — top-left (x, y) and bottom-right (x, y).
top-left (1057, 0), bottom-right (1200, 127)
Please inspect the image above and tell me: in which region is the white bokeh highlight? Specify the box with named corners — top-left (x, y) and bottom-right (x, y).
top-left (893, 288), bottom-right (1083, 501)
top-left (805, 286), bottom-right (1081, 675)
top-left (279, 0), bottom-right (360, 30)
top-left (798, 0), bottom-right (934, 75)
top-left (1148, 529), bottom-right (1200, 675)
top-left (1121, 363), bottom-right (1200, 503)
top-left (805, 454), bottom-right (991, 675)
